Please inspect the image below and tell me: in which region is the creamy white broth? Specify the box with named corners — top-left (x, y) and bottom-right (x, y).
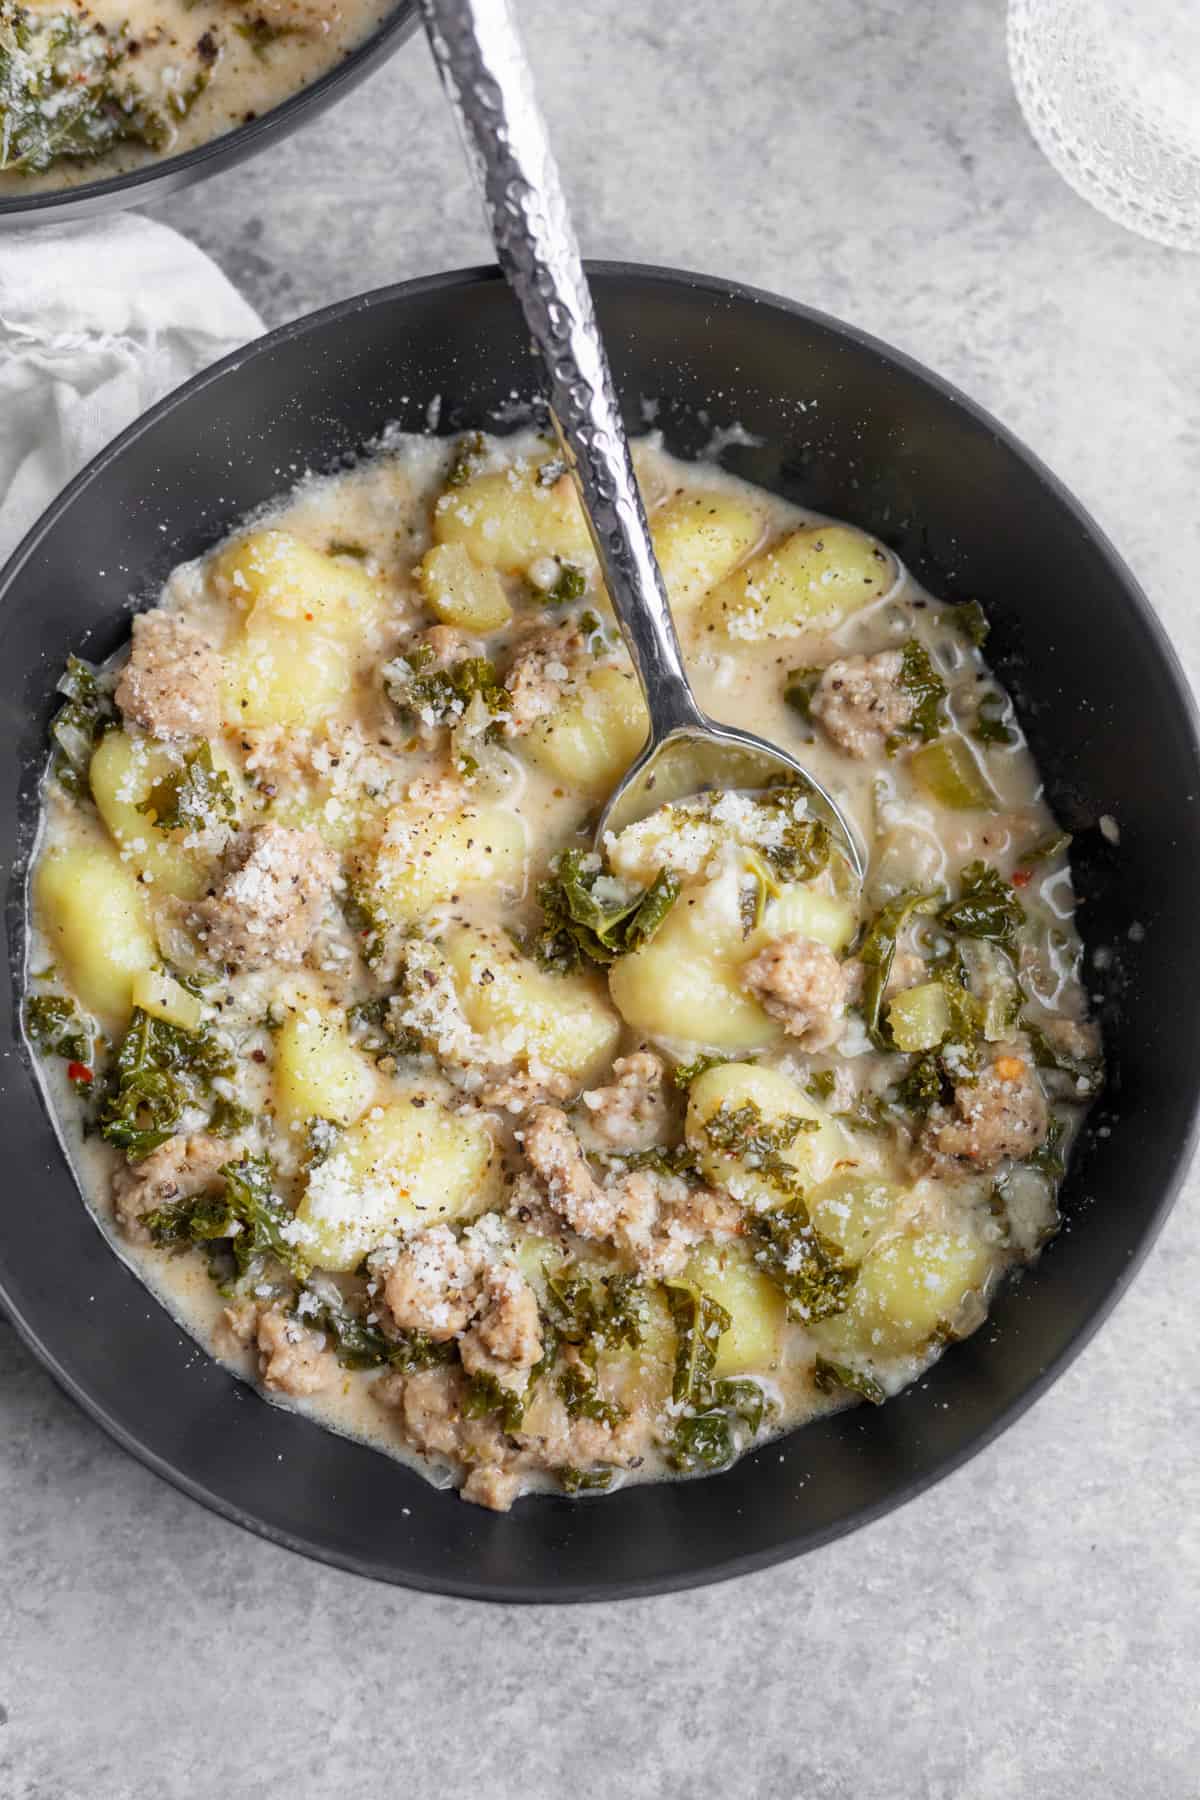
top-left (0, 0), bottom-right (395, 193)
top-left (25, 429), bottom-right (1101, 1511)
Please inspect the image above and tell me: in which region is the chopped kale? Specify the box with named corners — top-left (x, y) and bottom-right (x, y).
top-left (462, 1370), bottom-right (529, 1433)
top-left (971, 690), bottom-right (1018, 748)
top-left (99, 1006), bottom-right (235, 1159)
top-left (667, 1409), bottom-right (735, 1473)
top-left (952, 599), bottom-right (990, 647)
top-left (1020, 831), bottom-right (1073, 867)
top-left (541, 1262), bottom-right (648, 1365)
top-left (813, 1357), bottom-right (885, 1405)
top-left (138, 741), bottom-right (236, 834)
top-left (661, 1289), bottom-right (768, 1473)
top-left (856, 889), bottom-right (942, 1049)
top-left (806, 1069), bottom-right (837, 1103)
top-left (893, 1053), bottom-right (946, 1117)
top-left (295, 1283), bottom-right (454, 1372)
top-left (664, 1284), bottom-right (730, 1406)
top-left (672, 1052), bottom-right (736, 1091)
top-left (347, 994), bottom-right (422, 1062)
top-left (540, 561), bottom-right (587, 606)
top-left (303, 1116), bottom-right (340, 1167)
top-left (209, 1094), bottom-right (253, 1138)
top-left (234, 14), bottom-right (299, 55)
top-left (386, 646), bottom-right (512, 733)
top-left (749, 1204), bottom-right (855, 1324)
top-left (755, 791), bottom-right (833, 883)
top-left (145, 1153), bottom-right (308, 1283)
top-left (445, 431), bottom-right (488, 488)
top-left (1027, 1114), bottom-right (1067, 1181)
top-left (342, 886), bottom-right (389, 971)
top-left (535, 850), bottom-right (679, 972)
top-left (555, 1362), bottom-right (626, 1428)
top-left (604, 1141), bottom-right (698, 1180)
top-left (832, 1093), bottom-right (903, 1134)
top-left (24, 993), bottom-right (91, 1066)
top-left (326, 539), bottom-right (368, 560)
top-left (782, 666), bottom-right (823, 739)
top-left (889, 640), bottom-right (947, 747)
top-left (701, 1100), bottom-right (818, 1201)
top-left (48, 654), bottom-right (115, 796)
top-left (939, 861), bottom-right (1025, 945)
top-left (559, 1465), bottom-right (615, 1494)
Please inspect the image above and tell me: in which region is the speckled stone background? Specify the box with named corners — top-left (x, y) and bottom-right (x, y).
top-left (3, 2), bottom-right (1199, 1795)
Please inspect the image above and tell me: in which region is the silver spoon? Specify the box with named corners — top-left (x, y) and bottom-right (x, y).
top-left (417, 0), bottom-right (864, 879)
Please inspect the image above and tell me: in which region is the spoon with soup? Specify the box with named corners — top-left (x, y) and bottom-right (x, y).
top-left (416, 0), bottom-right (865, 879)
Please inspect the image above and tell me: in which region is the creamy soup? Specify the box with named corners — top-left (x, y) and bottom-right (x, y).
top-left (0, 0), bottom-right (394, 192)
top-left (24, 429), bottom-right (1102, 1511)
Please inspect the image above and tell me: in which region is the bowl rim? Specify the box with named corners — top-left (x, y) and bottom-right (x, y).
top-left (3, 259), bottom-right (1198, 1602)
top-left (0, 2), bottom-right (417, 223)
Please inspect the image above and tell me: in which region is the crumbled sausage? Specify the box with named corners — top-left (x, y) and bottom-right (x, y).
top-left (811, 650), bottom-right (912, 758)
top-left (740, 934), bottom-right (848, 1050)
top-left (255, 1305), bottom-right (335, 1397)
top-left (921, 1050), bottom-right (1048, 1174)
top-left (375, 1354), bottom-right (653, 1512)
top-left (381, 1224), bottom-right (478, 1341)
top-left (501, 624), bottom-right (582, 736)
top-left (187, 823), bottom-right (336, 969)
top-left (114, 611), bottom-right (223, 740)
top-left (521, 1106), bottom-right (740, 1277)
top-left (112, 1132), bottom-right (229, 1242)
top-left (478, 1064), bottom-right (577, 1113)
top-left (462, 1465), bottom-right (523, 1512)
top-left (460, 1264), bottom-right (543, 1382)
top-left (1036, 1014), bottom-right (1102, 1064)
top-left (579, 1051), bottom-right (669, 1148)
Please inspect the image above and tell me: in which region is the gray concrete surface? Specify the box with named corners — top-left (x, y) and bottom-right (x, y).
top-left (3, 2), bottom-right (1199, 1795)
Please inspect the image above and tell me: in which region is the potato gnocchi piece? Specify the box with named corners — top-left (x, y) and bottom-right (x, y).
top-left (806, 1173), bottom-right (902, 1262)
top-left (433, 464), bottom-right (593, 573)
top-left (521, 666), bottom-right (648, 794)
top-left (292, 1094), bottom-right (499, 1272)
top-left (685, 1062), bottom-right (849, 1204)
top-left (213, 529), bottom-right (388, 640)
top-left (130, 969), bottom-right (205, 1033)
top-left (444, 925), bottom-right (622, 1085)
top-left (650, 489), bottom-right (765, 616)
top-left (221, 616), bottom-right (355, 732)
top-left (812, 1227), bottom-right (992, 1360)
top-left (358, 802), bottom-right (526, 927)
top-left (89, 730), bottom-right (237, 900)
top-left (34, 839), bottom-right (157, 1029)
top-left (273, 998), bottom-right (378, 1135)
top-left (418, 541), bottom-right (513, 633)
top-left (685, 1241), bottom-right (787, 1377)
top-left (702, 523), bottom-right (893, 638)
top-left (609, 867), bottom-right (855, 1051)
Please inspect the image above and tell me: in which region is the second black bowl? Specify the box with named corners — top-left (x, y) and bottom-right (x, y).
top-left (0, 3), bottom-right (417, 226)
top-left (2, 264), bottom-right (1197, 1600)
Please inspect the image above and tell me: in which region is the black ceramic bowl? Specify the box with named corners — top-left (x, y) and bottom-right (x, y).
top-left (2, 265), bottom-right (1198, 1602)
top-left (0, 4), bottom-right (417, 226)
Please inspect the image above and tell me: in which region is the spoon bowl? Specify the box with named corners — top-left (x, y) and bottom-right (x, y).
top-left (597, 720), bottom-right (867, 878)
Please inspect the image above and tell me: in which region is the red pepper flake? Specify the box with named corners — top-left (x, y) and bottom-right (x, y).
top-left (1011, 868), bottom-right (1033, 888)
top-left (67, 1062), bottom-right (93, 1085)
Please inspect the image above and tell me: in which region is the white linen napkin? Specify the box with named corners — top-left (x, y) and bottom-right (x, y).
top-left (0, 212), bottom-right (263, 558)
